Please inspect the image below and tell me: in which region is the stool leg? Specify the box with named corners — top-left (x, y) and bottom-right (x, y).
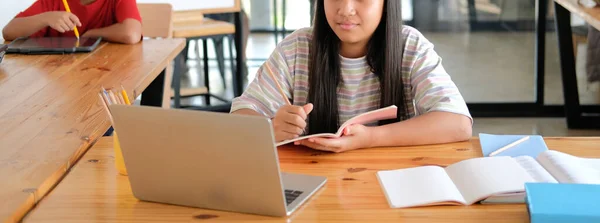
top-left (273, 0), bottom-right (279, 43)
top-left (282, 0), bottom-right (287, 38)
top-left (172, 51), bottom-right (184, 108)
top-left (228, 35), bottom-right (236, 83)
top-left (214, 37), bottom-right (227, 88)
top-left (203, 39), bottom-right (211, 105)
top-left (184, 39), bottom-right (191, 62)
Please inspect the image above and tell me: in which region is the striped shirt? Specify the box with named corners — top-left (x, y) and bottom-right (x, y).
top-left (231, 26), bottom-right (472, 129)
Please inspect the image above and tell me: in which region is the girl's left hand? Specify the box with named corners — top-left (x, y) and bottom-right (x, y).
top-left (295, 124), bottom-right (373, 153)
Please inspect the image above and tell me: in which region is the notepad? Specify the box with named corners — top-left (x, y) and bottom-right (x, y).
top-left (276, 105), bottom-right (398, 146)
top-left (479, 133), bottom-right (548, 158)
top-left (376, 150), bottom-right (600, 208)
top-left (526, 183), bottom-right (600, 223)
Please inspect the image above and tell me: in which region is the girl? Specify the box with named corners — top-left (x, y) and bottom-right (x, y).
top-left (231, 0), bottom-right (472, 153)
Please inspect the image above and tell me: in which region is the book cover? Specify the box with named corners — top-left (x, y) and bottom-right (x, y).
top-left (526, 183), bottom-right (600, 223)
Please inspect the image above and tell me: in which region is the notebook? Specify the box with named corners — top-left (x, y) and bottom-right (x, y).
top-left (525, 183), bottom-right (600, 223)
top-left (276, 105), bottom-right (398, 146)
top-left (376, 150), bottom-right (600, 208)
top-left (479, 133), bottom-right (549, 158)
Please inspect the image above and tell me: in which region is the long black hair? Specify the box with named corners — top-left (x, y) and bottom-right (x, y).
top-left (307, 0), bottom-right (407, 134)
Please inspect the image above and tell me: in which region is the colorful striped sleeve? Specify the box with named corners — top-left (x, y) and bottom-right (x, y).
top-left (230, 36), bottom-right (295, 117)
top-left (405, 28), bottom-right (473, 122)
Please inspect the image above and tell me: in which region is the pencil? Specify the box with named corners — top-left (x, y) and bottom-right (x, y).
top-left (114, 91), bottom-right (125, 105)
top-left (99, 90), bottom-right (111, 107)
top-left (121, 85), bottom-right (131, 105)
top-left (98, 93), bottom-right (114, 124)
top-left (61, 0), bottom-right (80, 39)
top-left (117, 91), bottom-right (126, 105)
top-left (263, 64), bottom-right (291, 105)
top-left (108, 90), bottom-right (118, 105)
top-left (489, 136), bottom-right (530, 157)
top-left (101, 87), bottom-right (112, 105)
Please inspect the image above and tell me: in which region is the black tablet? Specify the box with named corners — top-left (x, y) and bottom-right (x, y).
top-left (6, 37), bottom-right (102, 54)
top-left (0, 44), bottom-right (7, 63)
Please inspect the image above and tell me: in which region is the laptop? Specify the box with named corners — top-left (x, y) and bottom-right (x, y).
top-left (6, 36), bottom-right (102, 54)
top-left (108, 105), bottom-right (327, 217)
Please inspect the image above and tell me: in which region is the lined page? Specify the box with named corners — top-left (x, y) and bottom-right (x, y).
top-left (445, 156), bottom-right (535, 205)
top-left (514, 156), bottom-right (558, 183)
top-left (537, 150), bottom-right (600, 184)
top-left (377, 166), bottom-right (466, 208)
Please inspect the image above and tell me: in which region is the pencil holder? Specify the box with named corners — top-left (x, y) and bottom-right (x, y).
top-left (113, 132), bottom-right (128, 175)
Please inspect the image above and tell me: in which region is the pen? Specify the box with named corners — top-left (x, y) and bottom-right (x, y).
top-left (489, 136), bottom-right (530, 157)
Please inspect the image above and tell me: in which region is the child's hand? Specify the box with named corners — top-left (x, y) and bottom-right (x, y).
top-left (272, 103), bottom-right (313, 142)
top-left (41, 12), bottom-right (82, 33)
top-left (295, 124), bottom-right (373, 153)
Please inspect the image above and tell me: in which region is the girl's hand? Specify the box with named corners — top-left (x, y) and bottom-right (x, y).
top-left (41, 11), bottom-right (82, 33)
top-left (295, 124), bottom-right (373, 153)
top-left (272, 103), bottom-right (313, 142)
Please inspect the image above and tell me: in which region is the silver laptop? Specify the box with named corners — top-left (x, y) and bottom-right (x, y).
top-left (109, 105), bottom-right (327, 217)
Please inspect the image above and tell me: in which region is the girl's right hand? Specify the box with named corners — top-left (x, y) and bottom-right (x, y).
top-left (42, 12), bottom-right (82, 33)
top-left (272, 103), bottom-right (313, 142)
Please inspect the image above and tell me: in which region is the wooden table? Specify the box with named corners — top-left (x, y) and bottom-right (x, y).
top-left (553, 0), bottom-right (600, 129)
top-left (22, 137), bottom-right (600, 222)
top-left (0, 39), bottom-right (185, 223)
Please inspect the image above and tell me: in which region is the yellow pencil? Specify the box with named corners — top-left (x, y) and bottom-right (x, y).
top-left (121, 86), bottom-right (131, 105)
top-left (61, 0), bottom-right (80, 39)
top-left (264, 65), bottom-right (291, 105)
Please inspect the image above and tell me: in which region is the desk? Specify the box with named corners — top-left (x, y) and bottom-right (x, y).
top-left (23, 137), bottom-right (600, 222)
top-left (553, 0), bottom-right (600, 129)
top-left (0, 39), bottom-right (185, 223)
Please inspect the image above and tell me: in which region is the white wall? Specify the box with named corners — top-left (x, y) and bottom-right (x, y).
top-left (0, 0), bottom-right (36, 40)
top-left (136, 0), bottom-right (235, 11)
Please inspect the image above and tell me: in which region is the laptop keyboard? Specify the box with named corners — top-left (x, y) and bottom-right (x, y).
top-left (284, 189), bottom-right (304, 206)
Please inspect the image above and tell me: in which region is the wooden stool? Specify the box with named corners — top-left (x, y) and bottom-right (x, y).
top-left (171, 14), bottom-right (236, 109)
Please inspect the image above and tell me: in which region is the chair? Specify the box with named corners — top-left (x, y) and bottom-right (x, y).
top-left (171, 10), bottom-right (237, 110)
top-left (137, 3), bottom-right (174, 109)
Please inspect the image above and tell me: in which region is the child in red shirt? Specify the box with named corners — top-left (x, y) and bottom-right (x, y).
top-left (2, 0), bottom-right (142, 44)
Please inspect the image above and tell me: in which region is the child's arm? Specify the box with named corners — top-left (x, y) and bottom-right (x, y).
top-left (367, 30), bottom-right (474, 147)
top-left (230, 30), bottom-right (312, 143)
top-left (2, 12), bottom-right (81, 41)
top-left (80, 0), bottom-right (142, 44)
top-left (82, 19), bottom-right (141, 44)
top-left (232, 109), bottom-right (263, 116)
top-left (298, 112), bottom-right (471, 152)
top-left (370, 112), bottom-right (472, 147)
top-left (2, 14), bottom-right (46, 40)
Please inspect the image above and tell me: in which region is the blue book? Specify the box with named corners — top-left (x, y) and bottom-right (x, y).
top-left (479, 133), bottom-right (548, 158)
top-left (525, 183), bottom-right (600, 223)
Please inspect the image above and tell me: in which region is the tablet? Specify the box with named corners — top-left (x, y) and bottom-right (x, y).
top-left (0, 44), bottom-right (7, 63)
top-left (6, 37), bottom-right (102, 54)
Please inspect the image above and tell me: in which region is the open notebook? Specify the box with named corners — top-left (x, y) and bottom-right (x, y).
top-left (276, 105), bottom-right (397, 146)
top-left (376, 150), bottom-right (600, 208)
